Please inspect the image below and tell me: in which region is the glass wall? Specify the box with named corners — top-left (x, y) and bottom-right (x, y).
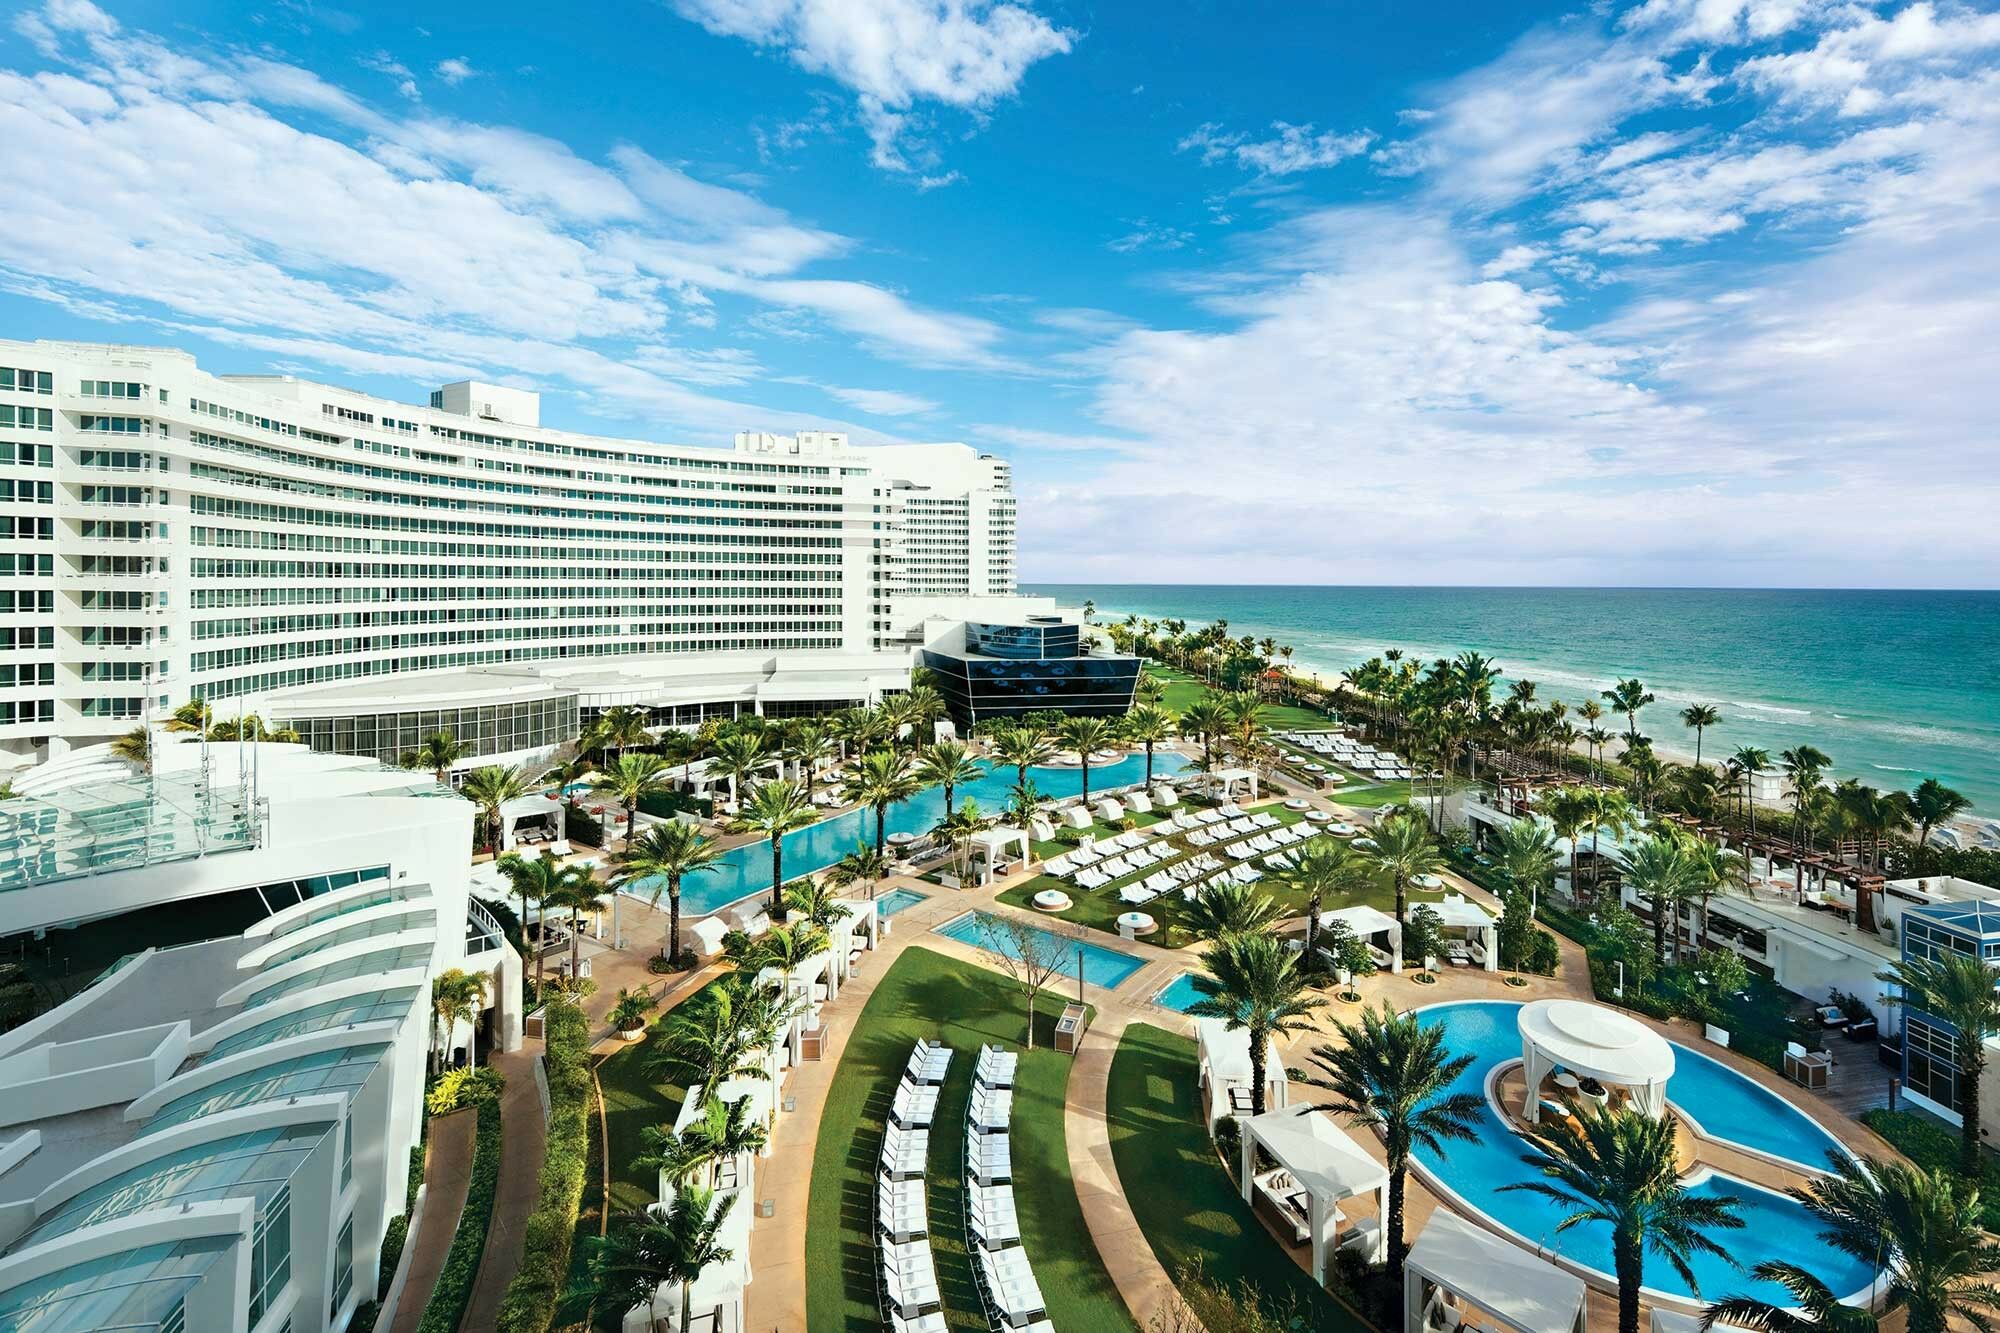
top-left (921, 648), bottom-right (1139, 725)
top-left (282, 695), bottom-right (578, 766)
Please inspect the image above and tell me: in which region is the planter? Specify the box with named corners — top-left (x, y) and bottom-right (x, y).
top-left (1505, 975), bottom-right (1530, 988)
top-left (618, 1026), bottom-right (646, 1043)
top-left (1412, 972), bottom-right (1438, 986)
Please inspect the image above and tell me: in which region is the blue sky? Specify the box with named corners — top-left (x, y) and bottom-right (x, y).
top-left (3, 0), bottom-right (1997, 586)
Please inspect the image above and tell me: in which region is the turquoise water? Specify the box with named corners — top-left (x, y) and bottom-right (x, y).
top-left (1028, 584), bottom-right (2000, 814)
top-left (934, 910), bottom-right (1148, 990)
top-left (876, 888), bottom-right (929, 918)
top-left (1153, 973), bottom-right (1206, 1013)
top-left (1413, 1001), bottom-right (1875, 1305)
top-left (631, 752), bottom-right (1189, 917)
top-left (1667, 1041), bottom-right (1848, 1165)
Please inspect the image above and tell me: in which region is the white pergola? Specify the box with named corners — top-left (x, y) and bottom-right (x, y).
top-left (968, 826), bottom-right (1032, 885)
top-left (1238, 1106), bottom-right (1389, 1281)
top-left (1195, 1016), bottom-right (1288, 1127)
top-left (1431, 893), bottom-right (1498, 972)
top-left (1403, 1208), bottom-right (1586, 1333)
top-left (1210, 766), bottom-right (1261, 800)
top-left (828, 897), bottom-right (879, 995)
top-left (1518, 999), bottom-right (1675, 1124)
top-left (499, 791), bottom-right (566, 852)
top-left (1322, 904), bottom-right (1404, 974)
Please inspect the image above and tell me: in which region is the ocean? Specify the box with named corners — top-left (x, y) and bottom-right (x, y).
top-left (1022, 585), bottom-right (2000, 816)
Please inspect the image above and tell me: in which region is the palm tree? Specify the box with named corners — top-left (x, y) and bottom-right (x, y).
top-left (933, 797), bottom-right (986, 885)
top-left (827, 705), bottom-right (879, 762)
top-left (824, 840), bottom-right (891, 901)
top-left (543, 872), bottom-right (605, 986)
top-left (1681, 835), bottom-right (1749, 953)
top-left (1308, 1002), bottom-right (1484, 1279)
top-left (162, 699), bottom-right (211, 734)
top-left (1781, 744), bottom-right (1833, 862)
top-left (897, 686), bottom-right (946, 749)
top-left (594, 1189), bottom-right (737, 1333)
top-left (1582, 787), bottom-right (1637, 899)
top-left (593, 752), bottom-right (671, 846)
top-left (783, 876), bottom-right (853, 930)
top-left (494, 849), bottom-right (594, 997)
top-left (1910, 777), bottom-right (1970, 851)
top-left (1622, 832), bottom-right (1700, 968)
top-left (399, 730), bottom-right (467, 785)
top-left (1369, 811), bottom-right (1443, 928)
top-left (913, 740), bottom-right (982, 817)
top-left (460, 763), bottom-right (540, 855)
top-left (648, 978), bottom-right (775, 1089)
top-left (988, 724), bottom-right (1055, 792)
top-left (1178, 698), bottom-right (1231, 773)
top-left (1730, 745), bottom-right (1772, 831)
top-left (1181, 879), bottom-right (1282, 942)
top-left (740, 778), bottom-right (815, 922)
top-left (1602, 678), bottom-right (1657, 746)
top-left (111, 725), bottom-right (151, 771)
top-left (1185, 932), bottom-right (1324, 1116)
top-left (1057, 715), bottom-right (1118, 805)
top-left (1878, 950), bottom-right (2000, 1176)
top-left (1679, 704), bottom-right (1721, 769)
top-left (1282, 837), bottom-right (1375, 960)
top-left (839, 749), bottom-right (920, 855)
top-left (642, 1092), bottom-right (769, 1190)
top-left (1704, 1152), bottom-right (2000, 1333)
top-left (1507, 1106), bottom-right (1744, 1333)
top-left (1534, 786), bottom-right (1593, 900)
top-left (429, 967), bottom-right (490, 1072)
top-left (611, 822), bottom-right (725, 966)
top-left (589, 705), bottom-right (654, 761)
top-left (707, 730), bottom-right (768, 809)
top-left (1492, 815), bottom-right (1559, 914)
top-left (1121, 703), bottom-right (1175, 787)
top-left (779, 720), bottom-right (835, 802)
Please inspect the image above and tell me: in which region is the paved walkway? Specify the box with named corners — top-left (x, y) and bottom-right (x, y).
top-left (460, 1046), bottom-right (546, 1333)
top-left (386, 1106), bottom-right (474, 1333)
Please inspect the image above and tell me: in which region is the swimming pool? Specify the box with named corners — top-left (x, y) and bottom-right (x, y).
top-left (626, 752), bottom-right (1189, 917)
top-left (934, 910), bottom-right (1148, 990)
top-left (1153, 972), bottom-right (1207, 1013)
top-left (876, 888), bottom-right (929, 918)
top-left (1411, 1001), bottom-right (1875, 1308)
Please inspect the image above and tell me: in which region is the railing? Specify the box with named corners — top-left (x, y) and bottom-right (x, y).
top-left (0, 772), bottom-right (260, 893)
top-left (465, 898), bottom-right (507, 957)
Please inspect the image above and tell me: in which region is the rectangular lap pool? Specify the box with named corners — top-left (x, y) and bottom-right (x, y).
top-left (934, 910), bottom-right (1148, 990)
top-left (876, 888), bottom-right (929, 918)
top-left (1151, 973), bottom-right (1207, 1013)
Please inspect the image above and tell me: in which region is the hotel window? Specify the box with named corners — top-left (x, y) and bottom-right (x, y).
top-left (249, 1184), bottom-right (292, 1327)
top-left (0, 368), bottom-right (52, 392)
top-left (1905, 1015), bottom-right (1963, 1114)
top-left (331, 1213), bottom-right (355, 1318)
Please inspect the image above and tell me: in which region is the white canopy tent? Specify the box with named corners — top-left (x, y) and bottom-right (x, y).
top-left (1431, 893), bottom-right (1498, 972)
top-left (1238, 1106), bottom-right (1389, 1281)
top-left (829, 896), bottom-right (880, 994)
top-left (968, 826), bottom-right (1032, 885)
top-left (1322, 904), bottom-right (1404, 974)
top-left (1195, 1016), bottom-right (1288, 1127)
top-left (1403, 1208), bottom-right (1586, 1333)
top-left (499, 791), bottom-right (566, 852)
top-left (1518, 999), bottom-right (1675, 1124)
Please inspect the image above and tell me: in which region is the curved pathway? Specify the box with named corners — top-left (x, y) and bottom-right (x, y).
top-left (1062, 1008), bottom-right (1176, 1328)
top-left (385, 1107), bottom-right (473, 1333)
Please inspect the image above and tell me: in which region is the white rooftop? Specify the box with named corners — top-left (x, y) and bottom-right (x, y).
top-left (1406, 1208), bottom-right (1586, 1333)
top-left (1519, 999), bottom-right (1674, 1088)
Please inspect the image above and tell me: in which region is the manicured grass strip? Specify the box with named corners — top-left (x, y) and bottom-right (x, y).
top-left (416, 1096), bottom-right (503, 1333)
top-left (805, 946), bottom-right (1136, 1332)
top-left (497, 999), bottom-right (592, 1333)
top-left (1105, 1023), bottom-right (1367, 1330)
top-left (1146, 664), bottom-right (1330, 731)
top-left (1861, 1107), bottom-right (2000, 1230)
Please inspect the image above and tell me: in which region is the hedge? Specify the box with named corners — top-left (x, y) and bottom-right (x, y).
top-left (416, 1092), bottom-right (504, 1333)
top-left (495, 997), bottom-right (593, 1333)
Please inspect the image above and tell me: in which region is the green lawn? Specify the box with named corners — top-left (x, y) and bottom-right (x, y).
top-left (805, 947), bottom-right (1135, 1332)
top-left (1860, 1107), bottom-right (2000, 1230)
top-left (1000, 808), bottom-right (1444, 949)
top-left (592, 978), bottom-right (736, 1214)
top-left (1146, 664), bottom-right (1330, 731)
top-left (1105, 1023), bottom-right (1368, 1329)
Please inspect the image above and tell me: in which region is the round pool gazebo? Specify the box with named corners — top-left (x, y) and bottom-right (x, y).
top-left (1517, 998), bottom-right (1674, 1124)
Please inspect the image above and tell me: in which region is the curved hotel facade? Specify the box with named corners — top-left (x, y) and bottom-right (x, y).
top-left (0, 339), bottom-right (1021, 771)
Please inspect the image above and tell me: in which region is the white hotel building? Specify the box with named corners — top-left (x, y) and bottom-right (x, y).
top-left (0, 339), bottom-right (1022, 773)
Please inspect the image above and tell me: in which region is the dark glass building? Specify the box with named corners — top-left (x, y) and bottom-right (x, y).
top-left (921, 616), bottom-right (1139, 725)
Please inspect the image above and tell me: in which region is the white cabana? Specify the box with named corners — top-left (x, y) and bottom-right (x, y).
top-left (1518, 999), bottom-right (1675, 1124)
top-left (1210, 767), bottom-right (1261, 800)
top-left (1322, 904), bottom-right (1404, 975)
top-left (1403, 1208), bottom-right (1586, 1333)
top-left (1431, 893), bottom-right (1499, 972)
top-left (688, 914), bottom-right (732, 958)
top-left (499, 791), bottom-right (566, 852)
top-left (1125, 790), bottom-right (1154, 814)
top-left (1195, 1016), bottom-right (1288, 1127)
top-left (968, 826), bottom-right (1032, 885)
top-left (1238, 1106), bottom-right (1389, 1281)
top-left (1094, 796), bottom-right (1125, 821)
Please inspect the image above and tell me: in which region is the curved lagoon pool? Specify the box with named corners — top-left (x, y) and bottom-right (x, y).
top-left (629, 752), bottom-right (1189, 916)
top-left (1413, 1001), bottom-right (1874, 1308)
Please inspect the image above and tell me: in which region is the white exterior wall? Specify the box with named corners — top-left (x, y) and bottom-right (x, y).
top-left (0, 340), bottom-right (1018, 763)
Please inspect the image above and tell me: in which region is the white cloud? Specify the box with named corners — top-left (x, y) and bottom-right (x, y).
top-left (1107, 221), bottom-right (1194, 253)
top-left (1736, 1), bottom-right (2000, 113)
top-left (1179, 121), bottom-right (1373, 175)
top-left (1481, 244), bottom-right (1548, 277)
top-left (668, 0), bottom-right (1073, 171)
top-left (821, 384), bottom-right (939, 416)
top-left (434, 56), bottom-right (477, 85)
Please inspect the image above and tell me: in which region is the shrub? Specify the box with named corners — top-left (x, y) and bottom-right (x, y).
top-left (562, 800), bottom-right (605, 848)
top-left (406, 1144), bottom-right (426, 1209)
top-left (349, 1300), bottom-right (380, 1333)
top-left (1525, 928), bottom-right (1562, 976)
top-left (376, 1214), bottom-right (410, 1300)
top-left (425, 1064), bottom-right (504, 1116)
top-left (494, 997), bottom-right (593, 1333)
top-left (415, 1094), bottom-right (503, 1333)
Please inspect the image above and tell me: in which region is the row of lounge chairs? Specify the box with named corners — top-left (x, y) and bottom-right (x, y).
top-left (1279, 729), bottom-right (1414, 781)
top-left (962, 1044), bottom-right (1051, 1333)
top-left (1050, 783), bottom-right (1181, 832)
top-left (878, 1041), bottom-right (953, 1333)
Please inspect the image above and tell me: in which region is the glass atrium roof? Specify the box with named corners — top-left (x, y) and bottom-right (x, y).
top-left (0, 1235), bottom-right (232, 1333)
top-left (204, 986), bottom-right (419, 1063)
top-left (144, 1043), bottom-right (390, 1136)
top-left (243, 942), bottom-right (432, 1009)
top-left (266, 907), bottom-right (435, 968)
top-left (0, 772), bottom-right (256, 893)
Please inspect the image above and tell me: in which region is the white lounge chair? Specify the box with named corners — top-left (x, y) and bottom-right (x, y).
top-left (1045, 855), bottom-right (1075, 878)
top-left (976, 1044), bottom-right (1018, 1088)
top-left (1063, 805), bottom-right (1092, 830)
top-left (1126, 791), bottom-right (1153, 813)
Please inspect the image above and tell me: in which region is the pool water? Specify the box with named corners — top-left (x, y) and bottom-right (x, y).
top-left (876, 888), bottom-right (928, 918)
top-left (1153, 973), bottom-right (1208, 1013)
top-left (628, 752), bottom-right (1189, 917)
top-left (934, 910), bottom-right (1148, 990)
top-left (1412, 1001), bottom-right (1875, 1307)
